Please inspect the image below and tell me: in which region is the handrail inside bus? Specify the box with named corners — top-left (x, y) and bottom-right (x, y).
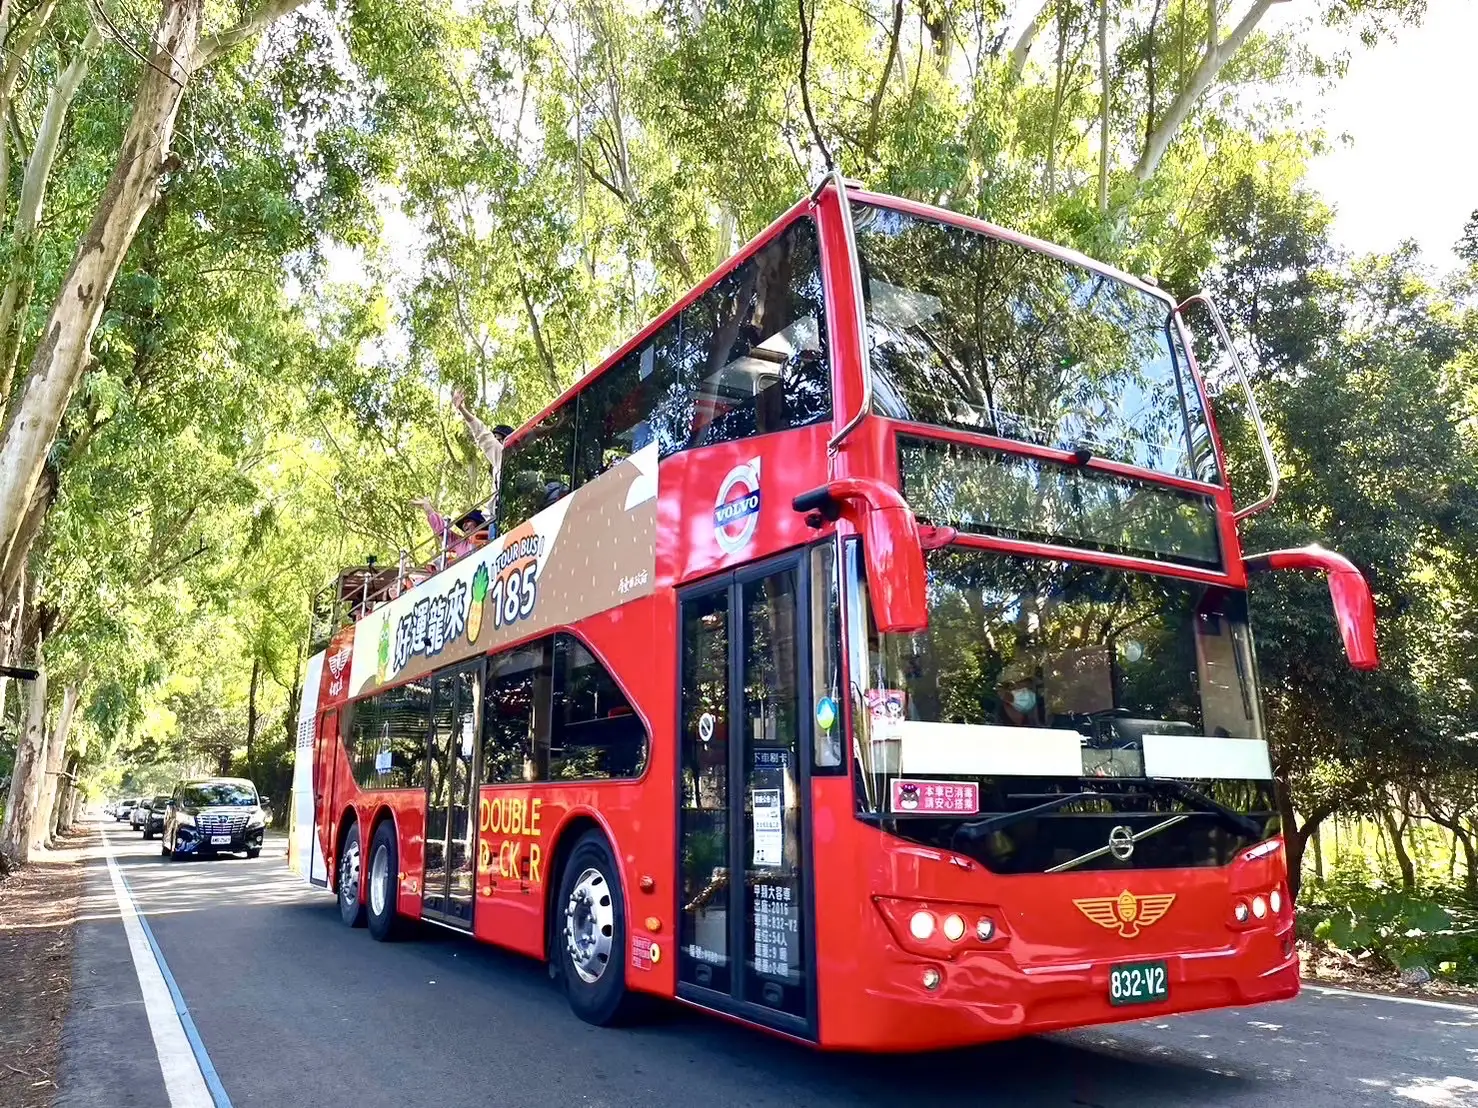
top-left (1173, 291), bottom-right (1280, 522)
top-left (820, 169), bottom-right (871, 459)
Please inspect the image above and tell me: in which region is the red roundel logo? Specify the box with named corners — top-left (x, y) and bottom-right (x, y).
top-left (713, 458), bottom-right (762, 555)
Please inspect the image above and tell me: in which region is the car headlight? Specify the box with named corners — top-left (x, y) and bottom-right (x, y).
top-left (177, 811), bottom-right (195, 827)
top-left (247, 811), bottom-right (265, 829)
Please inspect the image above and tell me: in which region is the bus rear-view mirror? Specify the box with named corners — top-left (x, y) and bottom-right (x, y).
top-left (1243, 544), bottom-right (1378, 670)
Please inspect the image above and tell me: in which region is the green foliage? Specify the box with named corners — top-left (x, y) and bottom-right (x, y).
top-left (1300, 872), bottom-right (1478, 984)
top-left (0, 0), bottom-right (1464, 871)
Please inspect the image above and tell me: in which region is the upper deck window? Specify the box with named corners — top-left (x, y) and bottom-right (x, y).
top-left (500, 216), bottom-right (831, 531)
top-left (853, 204), bottom-right (1218, 483)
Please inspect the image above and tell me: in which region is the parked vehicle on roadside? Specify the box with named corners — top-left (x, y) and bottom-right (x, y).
top-left (141, 795), bottom-right (171, 840)
top-left (162, 779), bottom-right (267, 861)
top-left (116, 797), bottom-right (140, 822)
top-left (130, 801), bottom-right (149, 830)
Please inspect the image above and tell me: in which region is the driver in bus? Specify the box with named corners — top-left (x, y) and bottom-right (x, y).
top-left (994, 657), bottom-right (1044, 727)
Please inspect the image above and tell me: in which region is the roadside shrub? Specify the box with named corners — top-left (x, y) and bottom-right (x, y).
top-left (1298, 874), bottom-right (1478, 984)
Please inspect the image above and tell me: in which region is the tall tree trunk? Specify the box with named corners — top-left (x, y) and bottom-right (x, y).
top-left (0, 0), bottom-right (204, 572)
top-left (0, 657), bottom-right (45, 864)
top-left (32, 677), bottom-right (79, 851)
top-left (1009, 0), bottom-right (1052, 81)
top-left (54, 752), bottom-right (78, 836)
top-left (1380, 807), bottom-right (1416, 891)
top-left (1457, 826), bottom-right (1477, 899)
top-left (1273, 775), bottom-right (1330, 903)
top-left (1310, 822), bottom-right (1323, 880)
top-left (246, 654), bottom-right (260, 782)
top-left (1133, 0), bottom-right (1287, 181)
top-left (0, 26), bottom-right (102, 414)
top-left (0, 567), bottom-right (21, 724)
top-left (1096, 0), bottom-right (1110, 213)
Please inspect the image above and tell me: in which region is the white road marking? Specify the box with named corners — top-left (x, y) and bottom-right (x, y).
top-left (100, 830), bottom-right (214, 1107)
top-left (1303, 983), bottom-right (1478, 1014)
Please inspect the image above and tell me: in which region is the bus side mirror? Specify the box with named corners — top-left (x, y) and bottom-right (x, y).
top-left (1244, 544), bottom-right (1378, 670)
top-left (793, 478), bottom-right (928, 633)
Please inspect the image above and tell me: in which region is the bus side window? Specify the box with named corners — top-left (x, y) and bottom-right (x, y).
top-left (573, 349), bottom-right (643, 488)
top-left (497, 407), bottom-right (576, 533)
top-left (681, 218), bottom-right (831, 451)
top-left (482, 639), bottom-right (553, 784)
top-left (549, 633), bottom-right (648, 780)
top-left (381, 677), bottom-right (430, 788)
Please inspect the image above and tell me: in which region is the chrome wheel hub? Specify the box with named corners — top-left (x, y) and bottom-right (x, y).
top-left (339, 838), bottom-right (361, 913)
top-left (370, 843), bottom-right (390, 917)
top-left (564, 867), bottom-right (614, 984)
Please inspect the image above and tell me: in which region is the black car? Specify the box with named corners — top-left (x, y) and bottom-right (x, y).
top-left (162, 779), bottom-right (266, 861)
top-left (141, 794), bottom-right (171, 840)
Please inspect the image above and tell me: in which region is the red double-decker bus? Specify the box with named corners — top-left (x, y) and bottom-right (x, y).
top-left (288, 175), bottom-right (1378, 1050)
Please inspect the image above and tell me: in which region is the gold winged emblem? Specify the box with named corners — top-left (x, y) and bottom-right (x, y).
top-left (1073, 890), bottom-right (1176, 938)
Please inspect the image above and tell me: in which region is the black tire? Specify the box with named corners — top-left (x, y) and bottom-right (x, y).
top-left (142, 828), bottom-right (153, 840)
top-left (160, 835), bottom-right (170, 857)
top-left (366, 821), bottom-right (406, 942)
top-left (246, 848), bottom-right (261, 860)
top-left (337, 823), bottom-right (366, 928)
top-left (554, 831), bottom-right (636, 1026)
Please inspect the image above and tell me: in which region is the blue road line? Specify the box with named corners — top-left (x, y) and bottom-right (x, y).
top-left (119, 868), bottom-right (235, 1108)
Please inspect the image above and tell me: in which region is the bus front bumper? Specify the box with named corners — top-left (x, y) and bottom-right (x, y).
top-left (824, 926), bottom-right (1299, 1051)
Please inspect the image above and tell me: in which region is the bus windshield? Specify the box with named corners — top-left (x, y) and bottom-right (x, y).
top-left (844, 544), bottom-right (1276, 873)
top-left (853, 203), bottom-right (1218, 483)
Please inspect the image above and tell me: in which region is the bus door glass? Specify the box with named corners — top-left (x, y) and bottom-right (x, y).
top-left (677, 552), bottom-right (814, 1033)
top-left (423, 663), bottom-right (479, 927)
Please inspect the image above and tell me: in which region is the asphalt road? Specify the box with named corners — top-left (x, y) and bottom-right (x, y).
top-left (61, 822), bottom-right (1478, 1108)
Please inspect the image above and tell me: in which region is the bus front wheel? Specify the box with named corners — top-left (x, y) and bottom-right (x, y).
top-left (555, 830), bottom-right (636, 1026)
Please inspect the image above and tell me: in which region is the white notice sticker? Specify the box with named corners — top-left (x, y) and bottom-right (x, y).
top-left (752, 789), bottom-right (783, 867)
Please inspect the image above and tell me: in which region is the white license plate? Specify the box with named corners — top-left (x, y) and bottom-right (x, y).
top-left (210, 835), bottom-right (231, 845)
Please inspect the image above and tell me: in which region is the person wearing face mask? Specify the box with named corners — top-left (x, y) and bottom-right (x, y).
top-left (995, 658), bottom-right (1042, 726)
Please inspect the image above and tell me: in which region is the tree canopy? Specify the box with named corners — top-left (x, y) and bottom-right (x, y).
top-left (0, 0), bottom-right (1470, 909)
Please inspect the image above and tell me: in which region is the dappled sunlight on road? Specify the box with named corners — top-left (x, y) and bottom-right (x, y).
top-left (95, 825), bottom-right (319, 921)
top-left (1390, 1076), bottom-right (1478, 1106)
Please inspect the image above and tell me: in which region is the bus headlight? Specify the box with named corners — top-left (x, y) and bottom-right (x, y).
top-left (942, 914), bottom-right (965, 942)
top-left (1252, 895), bottom-right (1268, 919)
top-left (976, 916), bottom-right (996, 941)
top-left (1270, 888), bottom-right (1282, 914)
top-left (1234, 900), bottom-right (1250, 923)
top-left (909, 911), bottom-right (936, 940)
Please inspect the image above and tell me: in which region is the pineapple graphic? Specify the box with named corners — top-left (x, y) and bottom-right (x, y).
top-left (376, 618), bottom-right (391, 684)
top-left (467, 563), bottom-right (489, 643)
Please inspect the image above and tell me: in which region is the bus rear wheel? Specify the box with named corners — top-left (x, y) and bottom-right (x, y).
top-left (337, 825), bottom-right (366, 928)
top-left (366, 821), bottom-right (405, 942)
top-left (555, 831), bottom-right (636, 1026)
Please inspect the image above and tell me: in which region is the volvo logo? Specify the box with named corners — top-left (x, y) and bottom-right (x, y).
top-left (1107, 824), bottom-right (1136, 861)
top-left (713, 457), bottom-right (762, 555)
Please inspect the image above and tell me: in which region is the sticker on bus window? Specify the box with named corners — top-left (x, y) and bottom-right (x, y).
top-left (865, 689), bottom-right (906, 721)
top-left (891, 779), bottom-right (979, 815)
top-left (752, 789), bottom-right (783, 867)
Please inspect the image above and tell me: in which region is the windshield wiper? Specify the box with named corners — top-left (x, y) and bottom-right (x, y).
top-left (1141, 779), bottom-right (1264, 839)
top-left (950, 791), bottom-right (1108, 846)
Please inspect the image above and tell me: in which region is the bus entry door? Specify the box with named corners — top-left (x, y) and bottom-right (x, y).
top-left (676, 553), bottom-right (816, 1036)
top-left (423, 664), bottom-right (479, 928)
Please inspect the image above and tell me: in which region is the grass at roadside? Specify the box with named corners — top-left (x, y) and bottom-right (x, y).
top-left (0, 827), bottom-right (90, 1108)
top-left (1297, 871), bottom-right (1478, 1002)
